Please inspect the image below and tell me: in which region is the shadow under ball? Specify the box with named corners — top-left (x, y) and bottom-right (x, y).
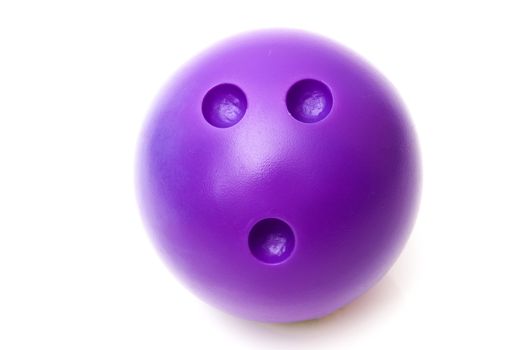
top-left (136, 30), bottom-right (420, 323)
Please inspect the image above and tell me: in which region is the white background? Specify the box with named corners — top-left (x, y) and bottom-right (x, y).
top-left (1, 1), bottom-right (526, 349)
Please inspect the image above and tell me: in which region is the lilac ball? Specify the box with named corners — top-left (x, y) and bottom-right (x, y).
top-left (137, 30), bottom-right (420, 323)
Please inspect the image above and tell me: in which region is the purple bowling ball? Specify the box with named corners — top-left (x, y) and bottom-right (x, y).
top-left (137, 30), bottom-right (420, 323)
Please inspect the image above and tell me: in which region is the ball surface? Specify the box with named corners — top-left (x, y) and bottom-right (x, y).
top-left (137, 30), bottom-right (420, 322)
